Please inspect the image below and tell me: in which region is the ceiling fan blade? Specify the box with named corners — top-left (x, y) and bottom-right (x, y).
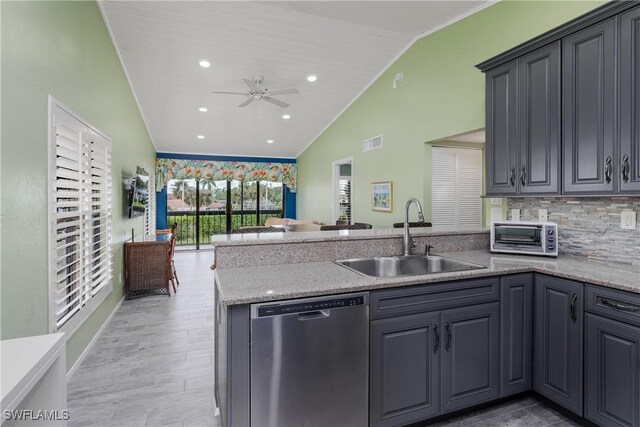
top-left (212, 91), bottom-right (249, 95)
top-left (263, 97), bottom-right (289, 108)
top-left (238, 98), bottom-right (255, 107)
top-left (267, 88), bottom-right (299, 96)
top-left (243, 79), bottom-right (258, 92)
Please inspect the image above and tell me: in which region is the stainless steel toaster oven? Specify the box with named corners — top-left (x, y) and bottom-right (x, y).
top-left (490, 221), bottom-right (558, 257)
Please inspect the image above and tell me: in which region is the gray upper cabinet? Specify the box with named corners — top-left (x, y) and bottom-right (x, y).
top-left (370, 312), bottom-right (440, 427)
top-left (533, 275), bottom-right (583, 416)
top-left (500, 274), bottom-right (533, 397)
top-left (478, 2), bottom-right (639, 197)
top-left (518, 42), bottom-right (561, 194)
top-left (585, 313), bottom-right (640, 427)
top-left (563, 18), bottom-right (616, 194)
top-left (620, 6), bottom-right (640, 193)
top-left (441, 302), bottom-right (500, 413)
top-left (486, 61), bottom-right (518, 195)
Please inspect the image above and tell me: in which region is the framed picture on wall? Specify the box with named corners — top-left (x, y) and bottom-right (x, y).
top-left (371, 181), bottom-right (393, 212)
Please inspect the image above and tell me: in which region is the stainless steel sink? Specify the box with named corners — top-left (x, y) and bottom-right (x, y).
top-left (336, 255), bottom-right (486, 279)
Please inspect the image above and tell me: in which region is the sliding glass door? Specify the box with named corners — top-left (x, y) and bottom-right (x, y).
top-left (166, 179), bottom-right (285, 249)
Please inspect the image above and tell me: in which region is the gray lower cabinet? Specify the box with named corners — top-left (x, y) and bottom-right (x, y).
top-left (518, 42), bottom-right (561, 195)
top-left (585, 313), bottom-right (640, 427)
top-left (533, 275), bottom-right (584, 416)
top-left (500, 274), bottom-right (533, 397)
top-left (369, 299), bottom-right (500, 426)
top-left (620, 6), bottom-right (640, 193)
top-left (441, 302), bottom-right (500, 413)
top-left (562, 18), bottom-right (617, 194)
top-left (370, 312), bottom-right (440, 427)
top-left (485, 60), bottom-right (518, 195)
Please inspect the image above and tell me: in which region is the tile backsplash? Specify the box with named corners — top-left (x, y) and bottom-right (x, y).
top-left (507, 197), bottom-right (640, 266)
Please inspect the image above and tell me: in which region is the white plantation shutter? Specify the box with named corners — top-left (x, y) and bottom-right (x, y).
top-left (431, 147), bottom-right (482, 228)
top-left (338, 178), bottom-right (352, 223)
top-left (144, 169), bottom-right (156, 235)
top-left (50, 101), bottom-right (112, 331)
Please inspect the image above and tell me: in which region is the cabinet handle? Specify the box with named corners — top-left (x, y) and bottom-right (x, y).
top-left (599, 297), bottom-right (640, 313)
top-left (445, 322), bottom-right (451, 351)
top-left (622, 154), bottom-right (630, 183)
top-left (510, 167), bottom-right (516, 187)
top-left (520, 165), bottom-right (526, 186)
top-left (570, 293), bottom-right (577, 322)
top-left (433, 324), bottom-right (439, 353)
top-left (605, 156), bottom-right (613, 183)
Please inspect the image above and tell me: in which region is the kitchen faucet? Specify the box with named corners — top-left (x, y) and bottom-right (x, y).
top-left (403, 198), bottom-right (425, 256)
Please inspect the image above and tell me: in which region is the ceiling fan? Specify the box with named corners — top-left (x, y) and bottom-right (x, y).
top-left (211, 76), bottom-right (299, 108)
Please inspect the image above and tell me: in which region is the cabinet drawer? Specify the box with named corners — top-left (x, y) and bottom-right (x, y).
top-left (586, 285), bottom-right (640, 327)
top-left (371, 277), bottom-right (499, 320)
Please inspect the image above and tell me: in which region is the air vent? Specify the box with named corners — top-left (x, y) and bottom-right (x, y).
top-left (362, 135), bottom-right (383, 152)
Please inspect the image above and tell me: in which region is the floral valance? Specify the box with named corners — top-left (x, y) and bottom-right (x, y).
top-left (155, 158), bottom-right (297, 192)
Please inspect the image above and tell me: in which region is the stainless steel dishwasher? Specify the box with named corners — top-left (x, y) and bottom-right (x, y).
top-left (250, 293), bottom-right (369, 427)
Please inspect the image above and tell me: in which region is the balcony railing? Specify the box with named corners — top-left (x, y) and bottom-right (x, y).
top-left (167, 210), bottom-right (283, 246)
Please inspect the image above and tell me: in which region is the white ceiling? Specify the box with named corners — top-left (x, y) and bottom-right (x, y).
top-left (101, 1), bottom-right (491, 158)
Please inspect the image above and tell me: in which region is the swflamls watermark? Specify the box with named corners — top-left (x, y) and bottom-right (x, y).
top-left (3, 410), bottom-right (70, 421)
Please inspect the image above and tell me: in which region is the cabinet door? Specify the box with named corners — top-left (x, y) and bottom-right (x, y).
top-left (518, 42), bottom-right (561, 194)
top-left (486, 60), bottom-right (518, 195)
top-left (370, 312), bottom-right (440, 427)
top-left (620, 6), bottom-right (640, 193)
top-left (533, 275), bottom-right (584, 415)
top-left (500, 274), bottom-right (533, 397)
top-left (441, 302), bottom-right (500, 413)
top-left (563, 18), bottom-right (616, 194)
top-left (585, 313), bottom-right (640, 427)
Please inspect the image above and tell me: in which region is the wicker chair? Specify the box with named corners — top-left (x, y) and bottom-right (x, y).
top-left (124, 241), bottom-right (174, 297)
top-left (320, 223), bottom-right (373, 231)
top-left (233, 227), bottom-right (286, 233)
top-left (392, 221), bottom-right (433, 228)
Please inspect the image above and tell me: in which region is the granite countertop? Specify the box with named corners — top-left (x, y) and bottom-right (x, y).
top-left (210, 226), bottom-right (488, 247)
top-left (215, 250), bottom-right (640, 305)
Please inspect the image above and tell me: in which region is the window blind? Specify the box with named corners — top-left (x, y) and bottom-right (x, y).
top-left (338, 178), bottom-right (352, 223)
top-left (51, 103), bottom-right (112, 331)
top-left (144, 170), bottom-right (156, 235)
top-left (431, 147), bottom-right (482, 228)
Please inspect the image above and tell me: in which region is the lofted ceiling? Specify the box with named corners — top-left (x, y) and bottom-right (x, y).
top-left (100, 1), bottom-right (492, 158)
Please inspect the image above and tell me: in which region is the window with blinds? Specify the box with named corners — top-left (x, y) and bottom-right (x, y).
top-left (49, 101), bottom-right (113, 332)
top-left (338, 178), bottom-right (352, 223)
top-left (431, 147), bottom-right (482, 227)
top-left (144, 169), bottom-right (156, 235)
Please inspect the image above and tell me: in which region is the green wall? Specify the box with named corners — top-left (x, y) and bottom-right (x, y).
top-left (0, 1), bottom-right (155, 370)
top-left (297, 0), bottom-right (604, 228)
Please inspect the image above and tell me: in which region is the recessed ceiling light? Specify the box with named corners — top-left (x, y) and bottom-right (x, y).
top-left (266, 139), bottom-right (274, 144)
top-left (306, 74), bottom-right (318, 82)
top-left (282, 114), bottom-right (291, 120)
top-left (198, 107), bottom-right (208, 112)
top-left (197, 135), bottom-right (205, 140)
top-left (199, 60), bottom-right (211, 68)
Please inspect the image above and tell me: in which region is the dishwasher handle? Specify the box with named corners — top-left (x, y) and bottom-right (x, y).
top-left (298, 310), bottom-right (331, 321)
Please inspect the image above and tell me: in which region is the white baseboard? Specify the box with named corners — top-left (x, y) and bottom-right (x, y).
top-left (66, 296), bottom-right (124, 382)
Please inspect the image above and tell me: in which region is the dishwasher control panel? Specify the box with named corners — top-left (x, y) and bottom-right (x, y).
top-left (257, 296), bottom-right (365, 318)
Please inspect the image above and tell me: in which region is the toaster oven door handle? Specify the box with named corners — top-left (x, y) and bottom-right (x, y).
top-left (494, 225), bottom-right (541, 230)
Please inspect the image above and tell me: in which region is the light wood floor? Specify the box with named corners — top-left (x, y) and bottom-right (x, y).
top-left (67, 250), bottom-right (220, 427)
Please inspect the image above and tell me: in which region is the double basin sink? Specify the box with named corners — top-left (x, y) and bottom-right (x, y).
top-left (337, 254), bottom-right (486, 279)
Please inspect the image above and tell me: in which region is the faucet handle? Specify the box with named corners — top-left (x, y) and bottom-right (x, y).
top-left (425, 244), bottom-right (433, 255)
